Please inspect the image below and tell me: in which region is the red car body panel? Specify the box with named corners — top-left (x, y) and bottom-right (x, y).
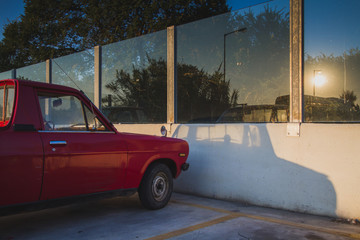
top-left (0, 79), bottom-right (189, 207)
top-left (39, 132), bottom-right (128, 200)
top-left (0, 130), bottom-right (44, 205)
top-left (123, 132), bottom-right (190, 188)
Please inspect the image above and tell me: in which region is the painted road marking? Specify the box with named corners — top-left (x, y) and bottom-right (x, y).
top-left (145, 213), bottom-right (239, 240)
top-left (145, 200), bottom-right (360, 240)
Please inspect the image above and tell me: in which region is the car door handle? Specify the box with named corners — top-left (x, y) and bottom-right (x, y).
top-left (50, 141), bottom-right (67, 145)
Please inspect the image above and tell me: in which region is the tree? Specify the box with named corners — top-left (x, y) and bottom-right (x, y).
top-left (103, 57), bottom-right (230, 123)
top-left (177, 63), bottom-right (230, 122)
top-left (340, 90), bottom-right (357, 106)
top-left (0, 0), bottom-right (229, 71)
top-left (227, 6), bottom-right (290, 105)
top-left (104, 57), bottom-right (167, 122)
top-left (103, 4), bottom-right (291, 123)
top-left (0, 0), bottom-right (84, 71)
top-left (174, 4), bottom-right (290, 122)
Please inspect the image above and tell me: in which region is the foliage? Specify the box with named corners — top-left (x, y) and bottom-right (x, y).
top-left (103, 57), bottom-right (230, 123)
top-left (227, 6), bottom-right (290, 104)
top-left (0, 0), bottom-right (229, 72)
top-left (104, 5), bottom-right (291, 123)
top-left (177, 63), bottom-right (230, 122)
top-left (340, 90), bottom-right (357, 107)
top-left (1, 2), bottom-right (295, 123)
top-left (104, 57), bottom-right (167, 122)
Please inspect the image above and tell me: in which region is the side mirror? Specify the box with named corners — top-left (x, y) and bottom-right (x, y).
top-left (53, 98), bottom-right (62, 108)
top-left (160, 125), bottom-right (167, 137)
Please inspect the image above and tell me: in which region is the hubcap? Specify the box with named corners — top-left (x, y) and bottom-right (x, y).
top-left (152, 172), bottom-right (169, 201)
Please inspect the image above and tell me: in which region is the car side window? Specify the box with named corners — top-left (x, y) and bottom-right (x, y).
top-left (84, 104), bottom-right (107, 131)
top-left (38, 92), bottom-right (108, 132)
top-left (0, 83), bottom-right (15, 127)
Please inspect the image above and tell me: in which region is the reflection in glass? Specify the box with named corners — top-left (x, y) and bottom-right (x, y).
top-left (17, 62), bottom-right (46, 82)
top-left (177, 0), bottom-right (290, 123)
top-left (304, 0), bottom-right (360, 122)
top-left (52, 49), bottom-right (95, 101)
top-left (101, 30), bottom-right (167, 123)
top-left (38, 93), bottom-right (107, 131)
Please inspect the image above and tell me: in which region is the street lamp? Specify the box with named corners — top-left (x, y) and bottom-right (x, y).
top-left (313, 70), bottom-right (326, 96)
top-left (223, 28), bottom-right (247, 82)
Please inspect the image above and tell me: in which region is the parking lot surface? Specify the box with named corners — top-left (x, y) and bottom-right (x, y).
top-left (1, 193), bottom-right (359, 240)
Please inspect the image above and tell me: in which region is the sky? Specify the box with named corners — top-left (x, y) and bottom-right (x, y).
top-left (0, 0), bottom-right (270, 41)
top-left (1, 0), bottom-right (359, 58)
top-left (0, 0), bottom-right (24, 40)
top-left (304, 0), bottom-right (360, 57)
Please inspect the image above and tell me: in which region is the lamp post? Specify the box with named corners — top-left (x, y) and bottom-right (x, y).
top-left (223, 28), bottom-right (247, 82)
top-left (313, 70), bottom-right (325, 96)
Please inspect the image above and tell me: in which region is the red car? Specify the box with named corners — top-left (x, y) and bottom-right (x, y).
top-left (0, 79), bottom-right (189, 210)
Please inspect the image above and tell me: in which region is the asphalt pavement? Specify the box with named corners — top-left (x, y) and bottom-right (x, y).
top-left (0, 193), bottom-right (359, 240)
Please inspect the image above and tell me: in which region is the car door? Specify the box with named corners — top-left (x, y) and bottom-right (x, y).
top-left (0, 82), bottom-right (44, 206)
top-left (37, 90), bottom-right (127, 200)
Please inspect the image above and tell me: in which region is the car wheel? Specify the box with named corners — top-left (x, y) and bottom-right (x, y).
top-left (138, 163), bottom-right (173, 210)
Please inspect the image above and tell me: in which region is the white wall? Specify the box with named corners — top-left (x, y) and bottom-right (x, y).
top-left (115, 123), bottom-right (360, 219)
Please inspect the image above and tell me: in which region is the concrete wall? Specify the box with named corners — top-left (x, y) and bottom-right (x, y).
top-left (115, 123), bottom-right (360, 219)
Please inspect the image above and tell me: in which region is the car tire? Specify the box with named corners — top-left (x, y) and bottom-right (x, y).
top-left (138, 163), bottom-right (173, 210)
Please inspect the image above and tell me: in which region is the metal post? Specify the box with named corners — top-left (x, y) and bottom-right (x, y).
top-left (11, 69), bottom-right (16, 79)
top-left (45, 59), bottom-right (52, 119)
top-left (46, 59), bottom-right (52, 84)
top-left (94, 46), bottom-right (102, 109)
top-left (289, 0), bottom-right (303, 123)
top-left (224, 34), bottom-right (226, 83)
top-left (167, 26), bottom-right (177, 123)
top-left (223, 28), bottom-right (247, 83)
top-left (312, 70), bottom-right (322, 96)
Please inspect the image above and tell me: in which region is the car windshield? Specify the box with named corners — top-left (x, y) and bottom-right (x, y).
top-left (0, 83), bottom-right (15, 127)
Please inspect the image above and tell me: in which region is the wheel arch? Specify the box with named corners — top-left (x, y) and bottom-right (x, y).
top-left (144, 158), bottom-right (177, 179)
top-left (138, 159), bottom-right (175, 209)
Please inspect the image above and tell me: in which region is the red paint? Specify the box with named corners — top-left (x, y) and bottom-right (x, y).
top-left (0, 79), bottom-right (189, 206)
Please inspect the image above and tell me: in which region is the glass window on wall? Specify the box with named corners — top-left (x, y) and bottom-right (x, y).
top-left (101, 30), bottom-right (167, 124)
top-left (17, 62), bottom-right (46, 82)
top-left (0, 71), bottom-right (13, 80)
top-left (176, 0), bottom-right (290, 123)
top-left (304, 0), bottom-right (360, 122)
top-left (52, 49), bottom-right (95, 101)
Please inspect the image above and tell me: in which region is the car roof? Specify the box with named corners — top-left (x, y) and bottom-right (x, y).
top-left (0, 79), bottom-right (81, 94)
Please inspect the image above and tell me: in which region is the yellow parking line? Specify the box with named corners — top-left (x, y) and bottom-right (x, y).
top-left (145, 200), bottom-right (360, 240)
top-left (171, 200), bottom-right (233, 214)
top-left (145, 213), bottom-right (239, 240)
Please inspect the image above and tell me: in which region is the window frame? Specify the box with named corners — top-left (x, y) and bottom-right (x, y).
top-left (36, 89), bottom-right (112, 133)
top-left (0, 82), bottom-right (15, 128)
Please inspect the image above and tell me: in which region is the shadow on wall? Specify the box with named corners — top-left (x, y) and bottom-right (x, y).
top-left (172, 124), bottom-right (336, 217)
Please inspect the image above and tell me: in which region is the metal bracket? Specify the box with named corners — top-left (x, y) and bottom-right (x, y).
top-left (287, 123), bottom-right (300, 137)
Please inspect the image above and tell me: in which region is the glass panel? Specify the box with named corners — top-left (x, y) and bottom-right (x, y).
top-left (38, 93), bottom-right (87, 131)
top-left (17, 62), bottom-right (46, 82)
top-left (0, 71), bottom-right (13, 80)
top-left (52, 49), bottom-right (94, 101)
top-left (84, 105), bottom-right (108, 131)
top-left (304, 0), bottom-right (360, 122)
top-left (101, 30), bottom-right (167, 123)
top-left (177, 0), bottom-right (290, 123)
